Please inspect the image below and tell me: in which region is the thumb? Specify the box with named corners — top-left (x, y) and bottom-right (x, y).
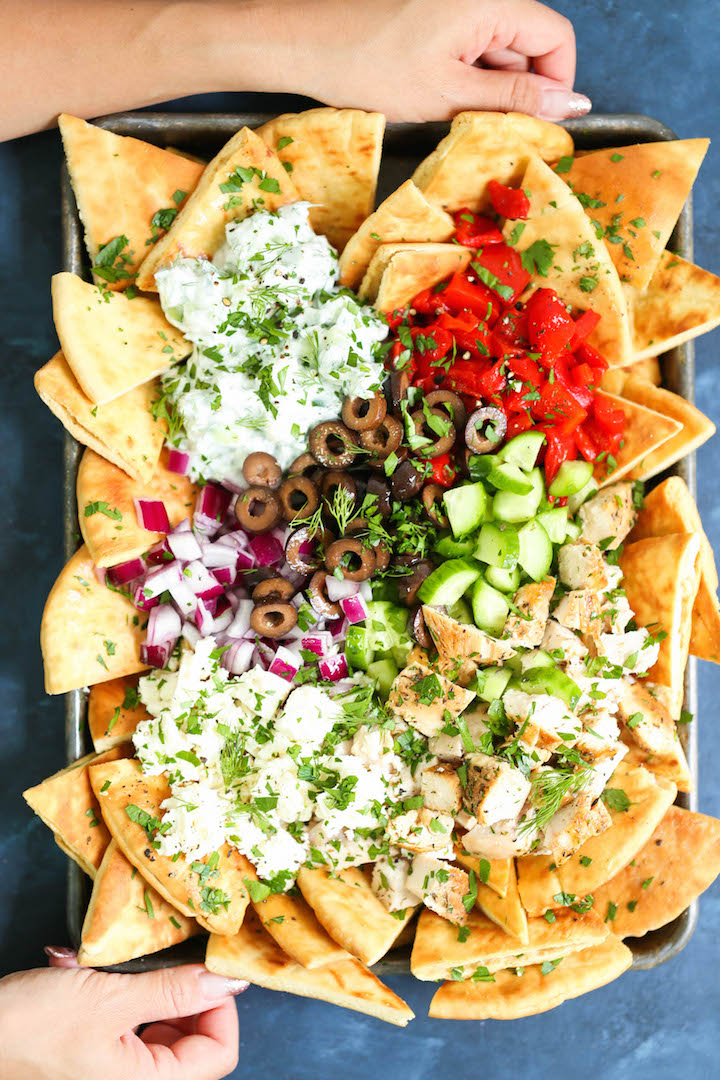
top-left (459, 66), bottom-right (591, 121)
top-left (105, 964), bottom-right (249, 1030)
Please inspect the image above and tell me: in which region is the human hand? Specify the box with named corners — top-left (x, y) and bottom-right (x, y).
top-left (0, 949), bottom-right (247, 1080)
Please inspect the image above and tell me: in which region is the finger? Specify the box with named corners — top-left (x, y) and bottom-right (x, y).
top-left (44, 946), bottom-right (81, 969)
top-left (480, 49), bottom-right (531, 73)
top-left (458, 65), bottom-right (591, 121)
top-left (143, 1002), bottom-right (239, 1080)
top-left (140, 1020), bottom-right (193, 1049)
top-left (497, 1), bottom-right (577, 86)
top-left (106, 965), bottom-right (249, 1031)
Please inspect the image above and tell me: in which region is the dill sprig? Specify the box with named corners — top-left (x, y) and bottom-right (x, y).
top-left (519, 762), bottom-right (595, 835)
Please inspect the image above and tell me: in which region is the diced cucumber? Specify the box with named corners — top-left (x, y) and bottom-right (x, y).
top-left (486, 461), bottom-right (534, 495)
top-left (485, 564), bottom-right (521, 593)
top-left (537, 506), bottom-right (569, 544)
top-left (471, 576), bottom-right (510, 635)
top-left (345, 624), bottom-right (373, 671)
top-left (447, 597), bottom-right (474, 624)
top-left (517, 519), bottom-right (553, 581)
top-left (522, 649), bottom-right (553, 671)
top-left (520, 665), bottom-right (581, 710)
top-left (467, 454), bottom-right (504, 480)
top-left (474, 665), bottom-right (513, 703)
top-left (493, 467), bottom-right (545, 523)
top-left (434, 533), bottom-right (476, 559)
top-left (504, 653), bottom-right (524, 675)
top-left (365, 600), bottom-right (407, 655)
top-left (549, 460), bottom-right (595, 498)
top-left (497, 431), bottom-right (546, 471)
top-left (417, 558), bottom-right (482, 606)
top-left (368, 657), bottom-right (399, 698)
top-left (392, 639), bottom-right (413, 668)
top-left (475, 523), bottom-right (519, 570)
top-left (565, 520), bottom-right (582, 541)
top-left (444, 483), bottom-right (489, 539)
top-left (567, 475), bottom-right (599, 515)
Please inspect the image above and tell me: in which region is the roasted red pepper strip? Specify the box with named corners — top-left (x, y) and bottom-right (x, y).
top-left (422, 452), bottom-right (457, 487)
top-left (453, 208), bottom-right (504, 247)
top-left (441, 273), bottom-right (501, 324)
top-left (569, 309), bottom-right (601, 349)
top-left (526, 288), bottom-right (575, 357)
top-left (471, 243), bottom-right (530, 305)
top-left (488, 180), bottom-right (530, 220)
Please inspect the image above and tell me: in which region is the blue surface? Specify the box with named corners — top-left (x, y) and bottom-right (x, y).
top-left (1, 1), bottom-right (719, 1075)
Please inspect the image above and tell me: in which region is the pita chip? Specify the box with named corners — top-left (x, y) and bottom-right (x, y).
top-left (561, 140), bottom-right (709, 289)
top-left (505, 157), bottom-right (633, 367)
top-left (630, 251), bottom-right (720, 360)
top-left (428, 936), bottom-right (632, 1019)
top-left (358, 243), bottom-right (472, 313)
top-left (338, 180), bottom-right (454, 289)
top-left (453, 850), bottom-right (527, 941)
top-left (257, 108), bottom-right (385, 251)
top-left (454, 848), bottom-right (511, 899)
top-left (411, 111), bottom-right (573, 213)
top-left (89, 757), bottom-right (250, 935)
top-left (206, 909), bottom-right (414, 1026)
top-left (23, 747), bottom-right (131, 878)
top-left (136, 126), bottom-right (298, 291)
top-left (34, 353), bottom-right (164, 483)
top-left (78, 840), bottom-right (198, 967)
top-left (688, 577), bottom-right (720, 664)
top-left (592, 390), bottom-right (681, 485)
top-left (248, 885), bottom-right (350, 969)
top-left (51, 273), bottom-right (189, 405)
top-left (619, 377), bottom-right (716, 479)
top-left (77, 447), bottom-right (197, 567)
top-left (600, 355), bottom-right (661, 396)
top-left (41, 545), bottom-right (148, 694)
top-left (88, 674), bottom-right (150, 753)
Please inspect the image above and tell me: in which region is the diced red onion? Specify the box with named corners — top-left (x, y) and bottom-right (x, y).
top-left (167, 529), bottom-right (202, 563)
top-left (212, 566), bottom-right (235, 587)
top-left (281, 624), bottom-right (307, 644)
top-left (143, 560), bottom-right (182, 598)
top-left (358, 580), bottom-right (373, 602)
top-left (249, 534), bottom-right (283, 567)
top-left (269, 645), bottom-right (302, 682)
top-left (212, 598), bottom-right (233, 634)
top-left (226, 599), bottom-right (253, 638)
top-left (181, 621), bottom-right (201, 649)
top-left (144, 539), bottom-right (173, 566)
top-left (194, 483), bottom-right (233, 537)
top-left (301, 631), bottom-right (333, 656)
top-left (132, 581), bottom-right (159, 611)
top-left (236, 548), bottom-right (256, 571)
top-left (220, 477), bottom-right (246, 496)
top-left (201, 541), bottom-right (240, 570)
top-left (140, 640), bottom-right (174, 669)
top-left (340, 594), bottom-right (370, 624)
top-left (252, 640), bottom-right (275, 669)
top-left (215, 530), bottom-right (250, 551)
top-left (277, 563), bottom-right (309, 590)
top-left (147, 603), bottom-right (181, 645)
top-left (183, 560), bottom-right (223, 599)
top-left (326, 575), bottom-right (361, 602)
top-left (222, 639), bottom-right (255, 675)
top-left (166, 448), bottom-right (191, 475)
top-left (194, 598), bottom-right (215, 636)
top-left (106, 557), bottom-right (145, 587)
top-left (328, 616), bottom-right (349, 639)
top-left (134, 498), bottom-right (171, 534)
top-left (319, 653), bottom-right (349, 682)
top-left (168, 578), bottom-right (197, 617)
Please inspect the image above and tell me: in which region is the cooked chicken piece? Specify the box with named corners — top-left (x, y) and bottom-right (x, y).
top-left (542, 795), bottom-right (612, 864)
top-left (371, 854), bottom-right (418, 912)
top-left (553, 589), bottom-right (603, 643)
top-left (351, 726), bottom-right (394, 766)
top-left (579, 743), bottom-right (628, 802)
top-left (617, 678), bottom-right (680, 758)
top-left (454, 809), bottom-right (477, 831)
top-left (578, 483), bottom-right (637, 551)
top-left (558, 542), bottom-right (608, 591)
top-left (428, 730), bottom-right (464, 761)
top-left (389, 808), bottom-right (454, 853)
top-left (423, 606), bottom-right (516, 684)
top-left (578, 707), bottom-right (619, 743)
top-left (462, 752), bottom-right (532, 826)
top-left (462, 815), bottom-right (540, 859)
top-left (599, 629), bottom-right (659, 675)
top-left (388, 661), bottom-right (475, 738)
top-left (420, 763), bottom-right (463, 814)
top-left (503, 576), bottom-right (556, 647)
top-left (503, 688), bottom-right (580, 758)
top-left (600, 591), bottom-right (634, 633)
top-left (407, 854), bottom-right (469, 925)
top-left (541, 618), bottom-right (589, 664)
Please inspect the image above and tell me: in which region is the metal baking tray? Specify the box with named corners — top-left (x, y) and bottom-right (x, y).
top-left (61, 111), bottom-right (698, 973)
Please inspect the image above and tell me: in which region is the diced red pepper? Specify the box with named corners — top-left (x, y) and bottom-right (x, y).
top-left (411, 285), bottom-right (451, 316)
top-left (541, 425), bottom-right (577, 484)
top-left (575, 342), bottom-right (609, 373)
top-left (389, 339), bottom-right (416, 376)
top-left (471, 243), bottom-right (530, 305)
top-left (591, 393), bottom-right (625, 435)
top-left (411, 325), bottom-right (453, 369)
top-left (526, 288), bottom-right (575, 357)
top-left (505, 412), bottom-right (535, 440)
top-left (453, 208), bottom-right (504, 247)
top-left (502, 350), bottom-right (544, 389)
top-left (569, 309), bottom-right (601, 350)
top-left (422, 452), bottom-right (457, 488)
top-left (572, 362), bottom-right (595, 388)
top-left (487, 180), bottom-right (530, 220)
top-left (437, 310), bottom-right (493, 359)
top-left (494, 307), bottom-right (529, 349)
top-left (443, 358), bottom-right (506, 401)
top-left (574, 423), bottom-right (598, 462)
top-left (441, 272), bottom-right (501, 324)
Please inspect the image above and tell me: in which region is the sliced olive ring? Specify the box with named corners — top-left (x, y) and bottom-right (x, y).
top-left (320, 469), bottom-right (356, 505)
top-left (425, 389), bottom-right (467, 432)
top-left (309, 421), bottom-right (357, 468)
top-left (252, 577), bottom-right (295, 603)
top-left (345, 518), bottom-right (391, 573)
top-left (288, 452), bottom-right (318, 477)
top-left (396, 558), bottom-right (435, 607)
top-left (390, 459), bottom-right (424, 501)
top-left (308, 570), bottom-right (341, 619)
top-left (409, 605), bottom-right (433, 649)
top-left (389, 370), bottom-right (411, 410)
top-left (278, 475), bottom-right (320, 523)
top-left (341, 392), bottom-right (387, 432)
top-left (465, 407), bottom-right (508, 454)
top-left (242, 451), bottom-right (282, 489)
top-left (235, 487), bottom-right (282, 533)
top-left (409, 407), bottom-right (456, 459)
top-left (366, 475), bottom-right (392, 517)
top-left (250, 601), bottom-right (298, 639)
top-left (285, 526), bottom-right (332, 576)
top-left (324, 537), bottom-right (376, 582)
top-left (359, 414), bottom-right (403, 459)
top-left (422, 483), bottom-right (449, 527)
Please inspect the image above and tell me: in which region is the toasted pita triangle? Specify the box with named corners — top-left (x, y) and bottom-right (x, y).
top-left (23, 747), bottom-right (131, 877)
top-left (78, 839), bottom-right (198, 966)
top-left (77, 446), bottom-right (197, 567)
top-left (428, 936), bottom-right (632, 1019)
top-left (561, 140), bottom-right (709, 289)
top-left (338, 180), bottom-right (454, 289)
top-left (136, 127), bottom-right (298, 291)
top-left (630, 251), bottom-right (720, 360)
top-left (257, 108), bottom-right (384, 251)
top-left (517, 761), bottom-right (677, 915)
top-left (59, 114), bottom-right (204, 289)
top-left (600, 356), bottom-right (661, 396)
top-left (411, 111), bottom-right (573, 214)
top-left (619, 377), bottom-right (716, 479)
top-left (620, 533), bottom-right (701, 715)
top-left (89, 757), bottom-right (251, 935)
top-left (689, 576), bottom-right (720, 663)
top-left (206, 909), bottom-right (414, 1026)
top-left (41, 545), bottom-right (148, 694)
top-left (88, 674), bottom-right (150, 753)
top-left (358, 242), bottom-right (472, 313)
top-left (34, 352), bottom-right (164, 483)
top-left (505, 157), bottom-right (633, 367)
top-left (246, 884), bottom-right (350, 969)
top-left (592, 390), bottom-right (681, 485)
top-left (593, 805), bottom-right (720, 939)
top-left (296, 865), bottom-right (416, 966)
top-left (453, 849), bottom-right (527, 940)
top-left (454, 847), bottom-right (511, 899)
top-left (411, 905), bottom-right (608, 981)
top-left (52, 273), bottom-right (189, 405)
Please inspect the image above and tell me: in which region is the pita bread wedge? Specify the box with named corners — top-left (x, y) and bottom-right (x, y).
top-left (247, 886), bottom-right (350, 969)
top-left (561, 140), bottom-right (709, 289)
top-left (600, 356), bottom-right (661, 396)
top-left (411, 906), bottom-right (608, 981)
top-left (517, 761), bottom-right (677, 915)
top-left (619, 377), bottom-right (716, 480)
top-left (34, 353), bottom-right (164, 483)
top-left (688, 577), bottom-right (720, 663)
top-left (88, 674), bottom-right (150, 752)
top-left (593, 805), bottom-right (720, 939)
top-left (206, 909), bottom-right (414, 1026)
top-left (296, 865), bottom-right (415, 966)
top-left (620, 533), bottom-right (701, 716)
top-left (257, 108), bottom-right (384, 251)
top-left (41, 545), bottom-right (148, 694)
top-left (505, 157), bottom-right (633, 367)
top-left (411, 111), bottom-right (573, 213)
top-left (592, 390), bottom-right (681, 485)
top-left (338, 180), bottom-right (454, 289)
top-left (77, 447), bottom-right (197, 567)
top-left (136, 126), bottom-right (298, 291)
top-left (474, 861), bottom-right (529, 943)
top-left (630, 251), bottom-right (720, 360)
top-left (23, 747), bottom-right (131, 878)
top-left (358, 242), bottom-right (472, 313)
top-left (428, 936), bottom-right (632, 1019)
top-left (454, 848), bottom-right (511, 899)
top-left (51, 273), bottom-right (189, 405)
top-left (78, 840), bottom-right (198, 966)
top-left (59, 114), bottom-right (204, 289)
top-left (89, 757), bottom-right (250, 935)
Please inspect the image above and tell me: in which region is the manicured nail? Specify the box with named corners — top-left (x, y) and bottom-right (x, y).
top-left (199, 971), bottom-right (250, 998)
top-left (538, 89), bottom-right (592, 121)
top-left (44, 946), bottom-right (77, 959)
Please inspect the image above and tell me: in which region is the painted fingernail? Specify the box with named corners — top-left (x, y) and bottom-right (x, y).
top-left (538, 89), bottom-right (592, 121)
top-left (44, 946), bottom-right (77, 959)
top-left (199, 972), bottom-right (250, 998)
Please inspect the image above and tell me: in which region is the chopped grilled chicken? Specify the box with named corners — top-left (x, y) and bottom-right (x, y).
top-left (407, 854), bottom-right (469, 925)
top-left (428, 730), bottom-right (464, 761)
top-left (578, 483), bottom-right (637, 551)
top-left (541, 619), bottom-right (589, 664)
top-left (462, 752), bottom-right (532, 826)
top-left (388, 661), bottom-right (475, 737)
top-left (504, 576), bottom-right (556, 647)
top-left (558, 542), bottom-right (608, 591)
top-left (420, 763), bottom-right (463, 814)
top-left (462, 815), bottom-right (540, 859)
top-left (617, 678), bottom-right (680, 758)
top-left (599, 629), bottom-right (659, 675)
top-left (553, 589), bottom-right (603, 643)
top-left (454, 809), bottom-right (478, 831)
top-left (389, 808), bottom-right (454, 853)
top-left (542, 795), bottom-right (612, 864)
top-left (579, 743), bottom-right (628, 802)
top-left (503, 688), bottom-right (581, 758)
top-left (423, 606), bottom-right (516, 683)
top-left (371, 854), bottom-right (418, 912)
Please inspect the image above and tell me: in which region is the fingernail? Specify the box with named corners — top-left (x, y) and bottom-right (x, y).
top-left (199, 971), bottom-right (250, 998)
top-left (44, 946), bottom-right (77, 959)
top-left (538, 89), bottom-right (592, 121)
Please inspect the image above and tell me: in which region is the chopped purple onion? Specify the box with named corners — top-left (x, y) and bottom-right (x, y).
top-left (340, 594), bottom-right (370, 624)
top-left (106, 557), bottom-right (146, 587)
top-left (319, 653), bottom-right (349, 682)
top-left (134, 498), bottom-right (171, 534)
top-left (166, 449), bottom-right (191, 475)
top-left (269, 645), bottom-right (301, 682)
top-left (326, 574), bottom-right (361, 602)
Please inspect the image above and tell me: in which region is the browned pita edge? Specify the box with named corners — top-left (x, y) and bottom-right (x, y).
top-left (78, 839), bottom-right (198, 967)
top-left (619, 377), bottom-right (716, 480)
top-left (428, 936), bottom-right (632, 1020)
top-left (593, 805), bottom-right (720, 938)
top-left (23, 746), bottom-right (131, 878)
top-left (88, 757), bottom-right (250, 935)
top-left (592, 390), bottom-right (681, 485)
top-left (77, 446), bottom-right (197, 567)
top-left (358, 243), bottom-right (472, 314)
top-left (40, 545), bottom-right (148, 695)
top-left (453, 852), bottom-right (527, 942)
top-left (88, 674), bottom-right (150, 753)
top-left (206, 909), bottom-right (414, 1026)
top-left (136, 126), bottom-right (299, 291)
top-left (34, 352), bottom-right (164, 484)
top-left (561, 140), bottom-right (709, 289)
top-left (629, 251), bottom-right (720, 360)
top-left (257, 108), bottom-right (385, 251)
top-left (454, 847), bottom-right (511, 899)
